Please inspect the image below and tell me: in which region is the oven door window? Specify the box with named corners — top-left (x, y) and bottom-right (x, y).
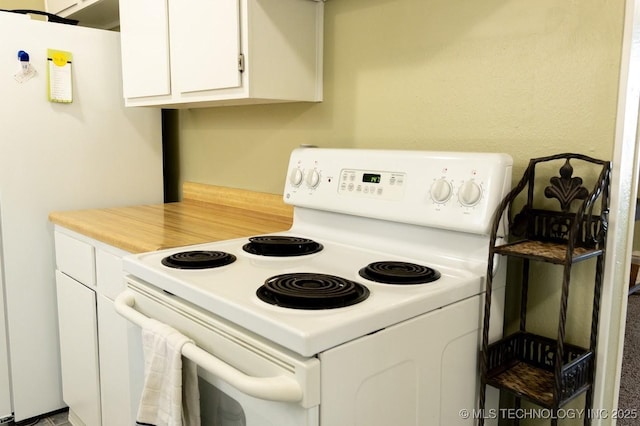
top-left (201, 377), bottom-right (245, 425)
top-left (199, 369), bottom-right (319, 426)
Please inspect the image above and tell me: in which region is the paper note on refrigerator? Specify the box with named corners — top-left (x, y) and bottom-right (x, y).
top-left (47, 49), bottom-right (73, 103)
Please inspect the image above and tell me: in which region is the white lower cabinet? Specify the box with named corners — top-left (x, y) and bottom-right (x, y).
top-left (56, 271), bottom-right (101, 426)
top-left (54, 227), bottom-right (138, 426)
top-left (96, 295), bottom-right (140, 425)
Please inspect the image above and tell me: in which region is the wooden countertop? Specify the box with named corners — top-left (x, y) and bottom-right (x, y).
top-left (48, 182), bottom-right (293, 253)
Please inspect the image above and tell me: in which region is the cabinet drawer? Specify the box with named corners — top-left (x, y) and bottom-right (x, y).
top-left (96, 249), bottom-right (127, 300)
top-left (54, 231), bottom-right (96, 287)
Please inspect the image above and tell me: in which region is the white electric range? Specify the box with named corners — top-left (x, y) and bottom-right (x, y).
top-left (116, 147), bottom-right (512, 426)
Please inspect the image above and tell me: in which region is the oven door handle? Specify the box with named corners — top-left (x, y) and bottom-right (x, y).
top-left (114, 291), bottom-right (303, 403)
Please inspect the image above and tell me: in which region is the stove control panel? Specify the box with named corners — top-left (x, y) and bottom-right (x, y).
top-left (337, 169), bottom-right (406, 200)
top-left (284, 147), bottom-right (513, 235)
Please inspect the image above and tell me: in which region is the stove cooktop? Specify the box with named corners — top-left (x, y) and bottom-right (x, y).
top-left (124, 232), bottom-right (483, 357)
top-left (124, 148), bottom-right (512, 356)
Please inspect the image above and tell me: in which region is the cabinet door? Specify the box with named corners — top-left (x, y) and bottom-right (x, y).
top-left (169, 0), bottom-right (241, 94)
top-left (56, 271), bottom-right (101, 426)
top-left (97, 295), bottom-right (140, 426)
top-left (119, 0), bottom-right (171, 98)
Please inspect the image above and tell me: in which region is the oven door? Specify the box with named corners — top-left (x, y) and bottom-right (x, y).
top-left (115, 278), bottom-right (320, 426)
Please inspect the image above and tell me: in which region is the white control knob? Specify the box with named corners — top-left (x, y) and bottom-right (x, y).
top-left (289, 168), bottom-right (303, 187)
top-left (306, 169), bottom-right (321, 188)
top-left (430, 179), bottom-right (453, 203)
top-left (458, 181), bottom-right (482, 207)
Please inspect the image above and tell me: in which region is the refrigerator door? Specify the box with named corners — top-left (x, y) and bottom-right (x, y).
top-left (0, 12), bottom-right (163, 421)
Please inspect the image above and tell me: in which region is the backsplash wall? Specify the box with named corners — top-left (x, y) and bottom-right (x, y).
top-left (176, 0), bottom-right (624, 196)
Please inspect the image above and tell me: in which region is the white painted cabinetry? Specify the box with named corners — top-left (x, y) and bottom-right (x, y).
top-left (55, 271), bottom-right (100, 426)
top-left (54, 227), bottom-right (140, 426)
top-left (119, 0), bottom-right (324, 108)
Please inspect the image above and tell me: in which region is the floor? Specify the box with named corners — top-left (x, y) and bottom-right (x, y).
top-left (11, 410), bottom-right (69, 426)
top-left (617, 292), bottom-right (640, 426)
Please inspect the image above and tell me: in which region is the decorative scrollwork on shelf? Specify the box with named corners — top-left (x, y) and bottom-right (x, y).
top-left (544, 159), bottom-right (589, 212)
top-left (548, 217), bottom-right (571, 240)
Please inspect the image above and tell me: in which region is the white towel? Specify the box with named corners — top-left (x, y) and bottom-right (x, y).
top-left (136, 318), bottom-right (201, 426)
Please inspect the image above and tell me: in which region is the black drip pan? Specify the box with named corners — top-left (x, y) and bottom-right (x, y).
top-left (257, 273), bottom-right (369, 309)
top-left (242, 235), bottom-right (323, 257)
top-left (359, 261), bottom-right (440, 284)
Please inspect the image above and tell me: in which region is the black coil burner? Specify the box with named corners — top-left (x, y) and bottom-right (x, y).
top-left (257, 273), bottom-right (369, 309)
top-left (242, 236), bottom-right (323, 257)
top-left (161, 251), bottom-right (236, 270)
top-left (359, 261), bottom-right (441, 285)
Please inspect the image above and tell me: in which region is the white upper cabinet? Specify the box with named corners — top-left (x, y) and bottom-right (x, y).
top-left (171, 0), bottom-right (241, 94)
top-left (119, 0), bottom-right (171, 98)
top-left (119, 0), bottom-right (324, 108)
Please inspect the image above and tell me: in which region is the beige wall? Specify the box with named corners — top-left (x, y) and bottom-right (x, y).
top-left (0, 0), bottom-right (43, 9)
top-left (177, 0), bottom-right (624, 196)
top-left (176, 1), bottom-right (627, 423)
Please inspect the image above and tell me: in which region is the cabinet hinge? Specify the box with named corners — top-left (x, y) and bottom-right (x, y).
top-left (238, 54), bottom-right (245, 73)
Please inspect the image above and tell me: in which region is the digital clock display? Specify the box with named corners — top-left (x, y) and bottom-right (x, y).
top-left (363, 173), bottom-right (381, 184)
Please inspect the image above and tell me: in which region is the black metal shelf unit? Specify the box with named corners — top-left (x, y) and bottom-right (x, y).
top-left (479, 153), bottom-right (611, 426)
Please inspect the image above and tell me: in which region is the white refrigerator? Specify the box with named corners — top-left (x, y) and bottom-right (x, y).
top-left (0, 12), bottom-right (164, 422)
